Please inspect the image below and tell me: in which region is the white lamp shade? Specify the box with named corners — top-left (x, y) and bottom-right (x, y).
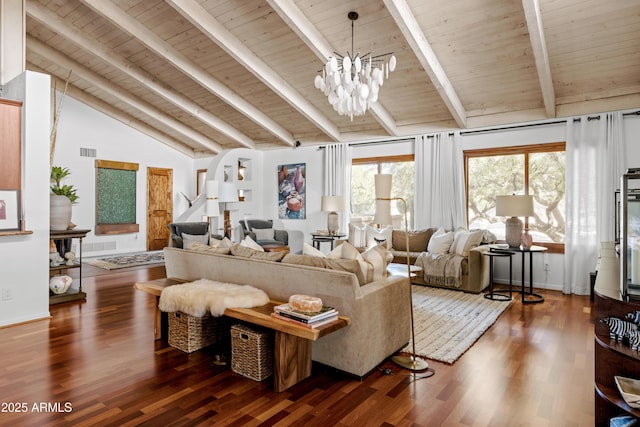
top-left (373, 199), bottom-right (392, 225)
top-left (321, 195), bottom-right (345, 212)
top-left (495, 195), bottom-right (534, 217)
top-left (205, 180), bottom-right (219, 217)
top-left (374, 174), bottom-right (392, 199)
top-left (219, 182), bottom-right (239, 203)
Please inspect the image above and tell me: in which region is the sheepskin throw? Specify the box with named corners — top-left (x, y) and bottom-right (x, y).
top-left (158, 279), bottom-right (270, 317)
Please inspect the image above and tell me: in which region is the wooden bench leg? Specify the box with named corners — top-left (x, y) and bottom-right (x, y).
top-left (273, 331), bottom-right (312, 392)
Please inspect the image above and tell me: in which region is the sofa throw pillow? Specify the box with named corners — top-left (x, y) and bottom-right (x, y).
top-left (189, 242), bottom-right (231, 255)
top-left (450, 229), bottom-right (484, 257)
top-left (210, 237), bottom-right (233, 248)
top-left (181, 232), bottom-right (208, 249)
top-left (348, 223), bottom-right (367, 248)
top-left (281, 254), bottom-right (367, 286)
top-left (391, 229), bottom-right (434, 252)
top-left (303, 242), bottom-right (325, 257)
top-left (240, 235), bottom-right (264, 251)
top-left (231, 243), bottom-right (287, 261)
top-left (427, 227), bottom-right (453, 254)
top-left (252, 228), bottom-right (275, 241)
top-left (361, 244), bottom-right (390, 282)
top-left (327, 241), bottom-right (373, 284)
top-left (365, 225), bottom-right (393, 249)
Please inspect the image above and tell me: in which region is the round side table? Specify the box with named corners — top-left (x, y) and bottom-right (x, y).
top-left (483, 250), bottom-right (515, 301)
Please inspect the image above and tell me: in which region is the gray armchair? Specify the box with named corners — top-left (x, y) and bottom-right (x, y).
top-left (238, 219), bottom-right (288, 247)
top-left (168, 222), bottom-right (222, 248)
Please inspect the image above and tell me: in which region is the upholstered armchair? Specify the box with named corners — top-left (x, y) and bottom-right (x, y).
top-left (168, 222), bottom-right (223, 248)
top-left (238, 219), bottom-right (288, 246)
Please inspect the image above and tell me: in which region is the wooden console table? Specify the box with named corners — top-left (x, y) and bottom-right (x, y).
top-left (134, 278), bottom-right (351, 392)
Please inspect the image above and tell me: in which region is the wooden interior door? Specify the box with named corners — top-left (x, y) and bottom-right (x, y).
top-left (147, 167), bottom-right (173, 251)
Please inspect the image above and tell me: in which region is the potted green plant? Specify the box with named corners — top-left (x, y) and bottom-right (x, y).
top-left (50, 166), bottom-right (78, 230)
top-left (50, 166), bottom-right (78, 203)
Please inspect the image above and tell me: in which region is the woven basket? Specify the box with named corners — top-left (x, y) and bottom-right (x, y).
top-left (231, 324), bottom-right (273, 381)
top-left (168, 312), bottom-right (228, 353)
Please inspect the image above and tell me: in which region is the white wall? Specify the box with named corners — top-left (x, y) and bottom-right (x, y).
top-left (52, 96), bottom-right (194, 255)
top-left (0, 71), bottom-right (51, 327)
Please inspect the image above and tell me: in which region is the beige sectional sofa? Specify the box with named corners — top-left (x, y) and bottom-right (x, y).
top-left (346, 226), bottom-right (492, 294)
top-left (163, 246), bottom-right (410, 378)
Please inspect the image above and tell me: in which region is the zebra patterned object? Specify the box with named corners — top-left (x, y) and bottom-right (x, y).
top-left (601, 317), bottom-right (638, 342)
top-left (629, 330), bottom-right (640, 351)
top-left (625, 310), bottom-right (640, 325)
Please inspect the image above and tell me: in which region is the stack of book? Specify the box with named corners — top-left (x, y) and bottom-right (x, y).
top-left (271, 303), bottom-right (338, 329)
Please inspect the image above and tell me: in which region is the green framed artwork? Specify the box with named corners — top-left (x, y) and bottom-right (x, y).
top-left (95, 160), bottom-right (140, 235)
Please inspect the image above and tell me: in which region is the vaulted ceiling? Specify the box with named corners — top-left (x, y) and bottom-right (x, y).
top-left (25, 0), bottom-right (640, 157)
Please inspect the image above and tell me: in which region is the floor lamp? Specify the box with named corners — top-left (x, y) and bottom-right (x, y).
top-left (219, 182), bottom-right (239, 239)
top-left (374, 174), bottom-right (428, 371)
top-left (205, 180), bottom-right (220, 240)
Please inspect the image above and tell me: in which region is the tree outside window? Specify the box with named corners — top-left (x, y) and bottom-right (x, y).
top-left (465, 143), bottom-right (565, 252)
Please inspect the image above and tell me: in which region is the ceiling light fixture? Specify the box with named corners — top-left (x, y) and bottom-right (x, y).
top-left (314, 11), bottom-right (397, 120)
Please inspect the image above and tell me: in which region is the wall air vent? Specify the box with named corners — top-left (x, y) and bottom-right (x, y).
top-left (80, 147), bottom-right (96, 158)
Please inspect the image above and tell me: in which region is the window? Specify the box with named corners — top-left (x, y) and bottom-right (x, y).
top-left (464, 142), bottom-right (565, 253)
top-left (351, 155), bottom-right (415, 228)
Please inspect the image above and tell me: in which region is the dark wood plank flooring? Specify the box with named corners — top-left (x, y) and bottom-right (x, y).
top-left (0, 264), bottom-right (594, 426)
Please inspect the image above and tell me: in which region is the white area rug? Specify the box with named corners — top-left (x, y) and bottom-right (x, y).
top-left (405, 285), bottom-right (511, 364)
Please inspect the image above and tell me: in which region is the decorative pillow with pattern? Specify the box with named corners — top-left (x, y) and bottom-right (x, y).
top-left (450, 229), bottom-right (484, 257)
top-left (327, 241), bottom-right (373, 283)
top-left (348, 223), bottom-right (367, 248)
top-left (361, 244), bottom-right (390, 282)
top-left (365, 225), bottom-right (393, 249)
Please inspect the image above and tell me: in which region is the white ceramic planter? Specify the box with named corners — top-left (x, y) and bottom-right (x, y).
top-left (50, 194), bottom-right (72, 230)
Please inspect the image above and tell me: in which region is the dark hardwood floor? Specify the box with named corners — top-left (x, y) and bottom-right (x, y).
top-left (0, 263), bottom-right (594, 426)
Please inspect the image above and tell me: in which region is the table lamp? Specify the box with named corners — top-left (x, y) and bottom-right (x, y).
top-left (321, 195), bottom-right (345, 235)
top-left (495, 195), bottom-right (534, 248)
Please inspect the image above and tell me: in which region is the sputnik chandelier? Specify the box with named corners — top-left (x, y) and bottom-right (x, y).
top-left (314, 11), bottom-right (397, 120)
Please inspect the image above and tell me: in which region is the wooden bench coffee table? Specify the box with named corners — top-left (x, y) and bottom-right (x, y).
top-left (134, 278), bottom-right (351, 392)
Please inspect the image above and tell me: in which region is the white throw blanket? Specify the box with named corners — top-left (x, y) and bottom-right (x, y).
top-left (158, 279), bottom-right (270, 317)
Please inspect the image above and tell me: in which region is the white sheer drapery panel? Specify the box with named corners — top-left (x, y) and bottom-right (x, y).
top-left (597, 112), bottom-right (625, 242)
top-left (564, 113), bottom-right (625, 295)
top-left (414, 132), bottom-right (466, 230)
top-left (323, 143), bottom-right (352, 233)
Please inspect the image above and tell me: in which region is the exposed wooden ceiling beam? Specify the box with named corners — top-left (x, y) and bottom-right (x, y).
top-left (80, 0), bottom-right (294, 148)
top-left (26, 0), bottom-right (255, 151)
top-left (27, 36), bottom-right (222, 154)
top-left (266, 0), bottom-right (398, 136)
top-left (29, 64), bottom-right (196, 157)
top-left (383, 0), bottom-right (467, 129)
top-left (167, 0), bottom-right (341, 143)
top-left (522, 0), bottom-right (556, 118)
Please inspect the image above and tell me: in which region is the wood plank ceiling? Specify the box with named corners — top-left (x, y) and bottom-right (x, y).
top-left (24, 0), bottom-right (640, 157)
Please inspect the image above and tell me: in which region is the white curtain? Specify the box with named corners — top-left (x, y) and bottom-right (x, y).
top-left (414, 131), bottom-right (467, 230)
top-left (324, 143), bottom-right (352, 233)
top-left (564, 112), bottom-right (625, 294)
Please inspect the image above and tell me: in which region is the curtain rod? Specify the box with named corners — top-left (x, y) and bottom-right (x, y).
top-left (318, 109), bottom-right (640, 147)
